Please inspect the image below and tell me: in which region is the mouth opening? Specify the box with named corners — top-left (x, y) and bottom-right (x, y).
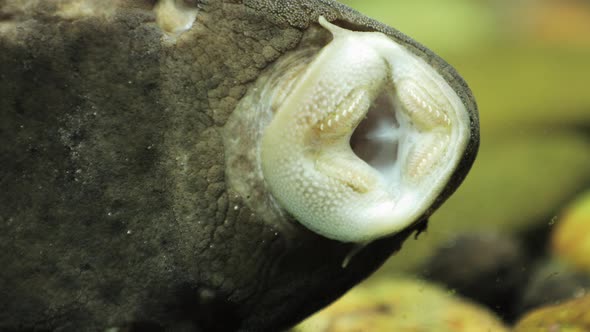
top-left (350, 85), bottom-right (401, 179)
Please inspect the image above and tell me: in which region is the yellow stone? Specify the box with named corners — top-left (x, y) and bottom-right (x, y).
top-left (294, 278), bottom-right (507, 332)
top-left (552, 191), bottom-right (590, 273)
top-left (514, 294), bottom-right (590, 332)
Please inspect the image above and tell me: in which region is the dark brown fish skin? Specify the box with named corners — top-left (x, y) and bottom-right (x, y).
top-left (0, 1), bottom-right (478, 331)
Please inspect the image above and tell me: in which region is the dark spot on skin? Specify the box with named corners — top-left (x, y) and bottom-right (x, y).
top-left (160, 237), bottom-right (170, 247)
top-left (143, 82), bottom-right (158, 95)
top-left (27, 145), bottom-right (39, 154)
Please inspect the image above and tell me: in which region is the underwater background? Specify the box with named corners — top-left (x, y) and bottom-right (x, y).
top-left (296, 0), bottom-right (590, 330)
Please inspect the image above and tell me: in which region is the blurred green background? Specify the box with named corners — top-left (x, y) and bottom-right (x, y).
top-left (338, 0), bottom-right (590, 273)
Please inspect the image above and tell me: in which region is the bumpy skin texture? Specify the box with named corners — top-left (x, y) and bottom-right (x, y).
top-left (0, 1), bottom-right (478, 331)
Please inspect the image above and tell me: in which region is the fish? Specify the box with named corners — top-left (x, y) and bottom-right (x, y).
top-left (0, 0), bottom-right (479, 331)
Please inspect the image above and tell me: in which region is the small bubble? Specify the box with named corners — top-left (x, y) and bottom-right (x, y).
top-left (233, 205), bottom-right (239, 210)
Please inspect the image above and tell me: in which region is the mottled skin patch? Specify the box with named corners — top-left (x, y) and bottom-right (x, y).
top-left (0, 1), bottom-right (478, 331)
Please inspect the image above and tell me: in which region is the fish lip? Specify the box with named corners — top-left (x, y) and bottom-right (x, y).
top-left (257, 18), bottom-right (475, 243)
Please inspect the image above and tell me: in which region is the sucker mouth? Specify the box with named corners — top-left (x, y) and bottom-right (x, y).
top-left (257, 17), bottom-right (472, 243)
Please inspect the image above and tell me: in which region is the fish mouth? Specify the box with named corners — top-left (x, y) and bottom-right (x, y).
top-left (258, 17), bottom-right (472, 243)
top-left (225, 17), bottom-right (474, 243)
